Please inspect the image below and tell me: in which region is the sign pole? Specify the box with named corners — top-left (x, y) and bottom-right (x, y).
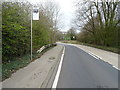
top-left (31, 6), bottom-right (39, 60)
top-left (31, 7), bottom-right (33, 61)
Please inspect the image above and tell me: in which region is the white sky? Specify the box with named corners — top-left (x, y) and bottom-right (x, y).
top-left (55, 0), bottom-right (76, 32)
top-left (27, 0), bottom-right (77, 32)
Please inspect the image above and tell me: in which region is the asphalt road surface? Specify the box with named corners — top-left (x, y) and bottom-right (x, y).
top-left (57, 44), bottom-right (119, 88)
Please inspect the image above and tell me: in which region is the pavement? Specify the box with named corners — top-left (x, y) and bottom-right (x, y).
top-left (56, 43), bottom-right (119, 88)
top-left (2, 45), bottom-right (64, 88)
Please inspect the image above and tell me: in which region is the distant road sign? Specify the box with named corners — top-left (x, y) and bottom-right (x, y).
top-left (33, 6), bottom-right (39, 20)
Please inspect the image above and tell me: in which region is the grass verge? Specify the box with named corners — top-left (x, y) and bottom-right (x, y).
top-left (2, 45), bottom-right (56, 81)
top-left (62, 40), bottom-right (119, 54)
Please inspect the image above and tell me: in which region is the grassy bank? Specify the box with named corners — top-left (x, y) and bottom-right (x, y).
top-left (2, 45), bottom-right (56, 81)
top-left (62, 40), bottom-right (119, 54)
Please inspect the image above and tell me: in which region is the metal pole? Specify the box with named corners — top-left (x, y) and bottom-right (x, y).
top-left (31, 7), bottom-right (33, 60)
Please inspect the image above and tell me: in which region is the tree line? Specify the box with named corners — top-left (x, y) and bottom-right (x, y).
top-left (74, 0), bottom-right (120, 50)
top-left (2, 0), bottom-right (62, 63)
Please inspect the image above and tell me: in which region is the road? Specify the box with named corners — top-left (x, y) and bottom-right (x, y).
top-left (56, 44), bottom-right (119, 88)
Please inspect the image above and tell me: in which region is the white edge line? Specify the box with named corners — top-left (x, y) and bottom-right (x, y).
top-left (60, 43), bottom-right (120, 71)
top-left (66, 44), bottom-right (103, 60)
top-left (52, 47), bottom-right (65, 88)
top-left (112, 66), bottom-right (120, 71)
top-left (88, 52), bottom-right (99, 59)
top-left (88, 52), bottom-right (102, 60)
top-left (92, 53), bottom-right (102, 60)
top-left (73, 45), bottom-right (102, 60)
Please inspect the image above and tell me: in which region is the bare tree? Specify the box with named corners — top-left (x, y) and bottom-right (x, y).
top-left (74, 0), bottom-right (119, 46)
top-left (38, 0), bottom-right (62, 43)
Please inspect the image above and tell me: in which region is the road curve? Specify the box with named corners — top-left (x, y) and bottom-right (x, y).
top-left (57, 44), bottom-right (118, 88)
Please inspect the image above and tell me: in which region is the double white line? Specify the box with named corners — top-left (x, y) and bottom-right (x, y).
top-left (52, 47), bottom-right (65, 88)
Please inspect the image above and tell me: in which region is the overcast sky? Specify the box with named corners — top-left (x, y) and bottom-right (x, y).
top-left (27, 0), bottom-right (77, 32)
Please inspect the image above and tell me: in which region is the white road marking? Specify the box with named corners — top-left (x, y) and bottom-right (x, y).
top-left (66, 44), bottom-right (102, 60)
top-left (89, 52), bottom-right (120, 71)
top-left (112, 66), bottom-right (120, 71)
top-left (59, 43), bottom-right (119, 72)
top-left (93, 53), bottom-right (102, 60)
top-left (88, 52), bottom-right (99, 59)
top-left (72, 45), bottom-right (102, 60)
top-left (52, 47), bottom-right (65, 88)
top-left (88, 52), bottom-right (102, 60)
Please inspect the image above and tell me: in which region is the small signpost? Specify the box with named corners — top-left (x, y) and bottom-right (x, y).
top-left (31, 6), bottom-right (39, 60)
top-left (33, 6), bottom-right (39, 20)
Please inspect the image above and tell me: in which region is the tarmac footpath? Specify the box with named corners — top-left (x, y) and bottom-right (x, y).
top-left (2, 44), bottom-right (64, 88)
